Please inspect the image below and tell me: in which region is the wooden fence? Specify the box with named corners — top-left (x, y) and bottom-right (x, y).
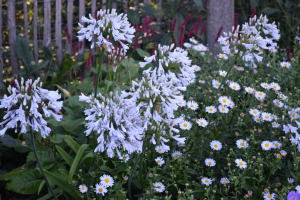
top-left (0, 0), bottom-right (154, 88)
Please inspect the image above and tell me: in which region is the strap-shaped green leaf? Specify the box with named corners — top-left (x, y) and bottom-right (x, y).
top-left (68, 144), bottom-right (89, 183)
top-left (43, 170), bottom-right (81, 200)
top-left (64, 135), bottom-right (80, 153)
top-left (55, 145), bottom-right (74, 167)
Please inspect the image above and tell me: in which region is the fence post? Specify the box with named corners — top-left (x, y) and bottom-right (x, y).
top-left (78, 0), bottom-right (85, 60)
top-left (43, 0), bottom-right (51, 49)
top-left (102, 0), bottom-right (106, 10)
top-left (66, 0), bottom-right (73, 56)
top-left (23, 0), bottom-right (29, 42)
top-left (92, 0), bottom-right (96, 68)
top-left (33, 0), bottom-right (38, 63)
top-left (55, 0), bottom-right (62, 66)
top-left (0, 0), bottom-right (3, 92)
top-left (7, 0), bottom-right (19, 77)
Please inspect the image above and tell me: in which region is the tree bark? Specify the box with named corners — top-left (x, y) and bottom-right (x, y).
top-left (33, 0), bottom-right (38, 63)
top-left (78, 0), bottom-right (85, 60)
top-left (206, 0), bottom-right (234, 57)
top-left (157, 0), bottom-right (162, 28)
top-left (55, 0), bottom-right (62, 66)
top-left (23, 0), bottom-right (29, 42)
top-left (43, 0), bottom-right (51, 49)
top-left (66, 0), bottom-right (73, 56)
top-left (7, 0), bottom-right (19, 77)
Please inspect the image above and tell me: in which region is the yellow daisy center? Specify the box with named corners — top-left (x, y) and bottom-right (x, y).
top-left (275, 143), bottom-right (278, 147)
top-left (99, 187), bottom-right (103, 192)
top-left (105, 178), bottom-right (110, 183)
top-left (222, 108), bottom-right (225, 111)
top-left (157, 185), bottom-right (161, 189)
top-left (191, 104), bottom-right (194, 107)
top-left (292, 114), bottom-right (296, 117)
top-left (216, 84), bottom-right (220, 87)
top-left (221, 55), bottom-right (225, 58)
top-left (223, 180), bottom-right (227, 183)
top-left (233, 86), bottom-right (237, 89)
top-left (284, 63), bottom-right (287, 66)
top-left (158, 160), bottom-right (161, 163)
top-left (264, 84), bottom-right (268, 87)
top-left (240, 142), bottom-right (244, 146)
top-left (175, 154), bottom-right (179, 158)
top-left (222, 99), bottom-right (227, 103)
top-left (201, 122), bottom-right (204, 124)
top-left (239, 162), bottom-right (243, 165)
top-left (259, 93), bottom-right (263, 96)
top-left (209, 108), bottom-right (213, 111)
top-left (257, 118), bottom-right (260, 121)
top-left (253, 111), bottom-right (257, 114)
top-left (222, 73), bottom-right (225, 76)
top-left (214, 144), bottom-right (218, 148)
top-left (158, 148), bottom-right (162, 152)
top-left (208, 162), bottom-right (212, 165)
top-left (81, 186), bottom-right (86, 190)
top-left (205, 180), bottom-right (209, 183)
top-left (268, 195), bottom-right (272, 198)
top-left (183, 123), bottom-right (188, 127)
top-left (273, 124), bottom-right (277, 126)
top-left (265, 143), bottom-right (269, 147)
top-left (123, 157), bottom-right (127, 160)
top-left (265, 115), bottom-right (269, 119)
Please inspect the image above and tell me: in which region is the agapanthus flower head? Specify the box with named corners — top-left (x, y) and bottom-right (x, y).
top-left (77, 9), bottom-right (135, 52)
top-left (0, 78), bottom-right (63, 138)
top-left (79, 92), bottom-right (144, 157)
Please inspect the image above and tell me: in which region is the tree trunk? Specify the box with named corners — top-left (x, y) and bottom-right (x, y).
top-left (23, 0), bottom-right (29, 42)
top-left (43, 0), bottom-right (51, 49)
top-left (7, 0), bottom-right (19, 77)
top-left (102, 0), bottom-right (106, 11)
top-left (206, 0), bottom-right (234, 57)
top-left (55, 0), bottom-right (62, 66)
top-left (157, 0), bottom-right (162, 29)
top-left (66, 0), bottom-right (73, 56)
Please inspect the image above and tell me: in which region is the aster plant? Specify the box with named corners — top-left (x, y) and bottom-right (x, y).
top-left (0, 77), bottom-right (63, 199)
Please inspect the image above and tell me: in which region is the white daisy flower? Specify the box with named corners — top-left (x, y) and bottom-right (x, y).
top-left (187, 77), bottom-right (195, 84)
top-left (266, 62), bottom-right (272, 67)
top-left (272, 141), bottom-right (282, 149)
top-left (236, 139), bottom-right (249, 149)
top-left (219, 54), bottom-right (228, 59)
top-left (229, 82), bottom-right (241, 91)
top-left (79, 184), bottom-right (88, 193)
top-left (119, 154), bottom-right (130, 162)
top-left (212, 79), bottom-right (221, 89)
top-left (272, 122), bottom-right (280, 128)
top-left (245, 87), bottom-right (255, 94)
top-left (249, 109), bottom-right (260, 117)
top-left (155, 157), bottom-right (165, 166)
top-left (255, 91), bottom-right (266, 100)
top-left (261, 141), bottom-right (273, 150)
top-left (260, 82), bottom-right (270, 89)
top-left (220, 178), bottom-right (230, 184)
top-left (155, 145), bottom-right (166, 154)
top-left (205, 158), bottom-right (216, 167)
top-left (183, 42), bottom-right (192, 48)
top-left (261, 112), bottom-right (273, 121)
top-left (197, 118), bottom-right (208, 127)
top-left (270, 82), bottom-right (280, 90)
top-left (94, 183), bottom-right (108, 195)
top-left (192, 65), bottom-right (201, 71)
top-left (235, 158), bottom-right (247, 169)
top-left (219, 70), bottom-right (227, 77)
top-left (218, 105), bottom-right (229, 113)
top-left (218, 96), bottom-right (230, 106)
top-left (154, 182), bottom-right (165, 193)
top-left (288, 111), bottom-right (300, 120)
top-left (100, 174), bottom-right (114, 188)
top-left (180, 120), bottom-right (192, 130)
top-left (200, 52), bottom-right (205, 56)
top-left (210, 140), bottom-right (222, 150)
top-left (172, 151), bottom-right (182, 159)
top-left (201, 177), bottom-right (212, 186)
top-left (273, 99), bottom-right (284, 108)
top-left (278, 93), bottom-right (288, 100)
top-left (269, 47), bottom-right (277, 53)
top-left (187, 100), bottom-right (199, 110)
top-left (189, 37), bottom-right (198, 44)
top-left (177, 142), bottom-right (185, 147)
top-left (178, 100), bottom-right (186, 107)
top-left (280, 61), bottom-right (291, 68)
top-left (263, 192), bottom-right (275, 200)
top-left (253, 117), bottom-right (262, 123)
top-left (199, 80), bottom-right (205, 84)
top-left (193, 44), bottom-right (207, 51)
top-left (227, 100), bottom-right (235, 108)
top-left (206, 106), bottom-right (217, 114)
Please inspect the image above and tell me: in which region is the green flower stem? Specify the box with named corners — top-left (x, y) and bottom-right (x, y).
top-left (30, 128), bottom-right (58, 200)
top-left (94, 47), bottom-right (105, 98)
